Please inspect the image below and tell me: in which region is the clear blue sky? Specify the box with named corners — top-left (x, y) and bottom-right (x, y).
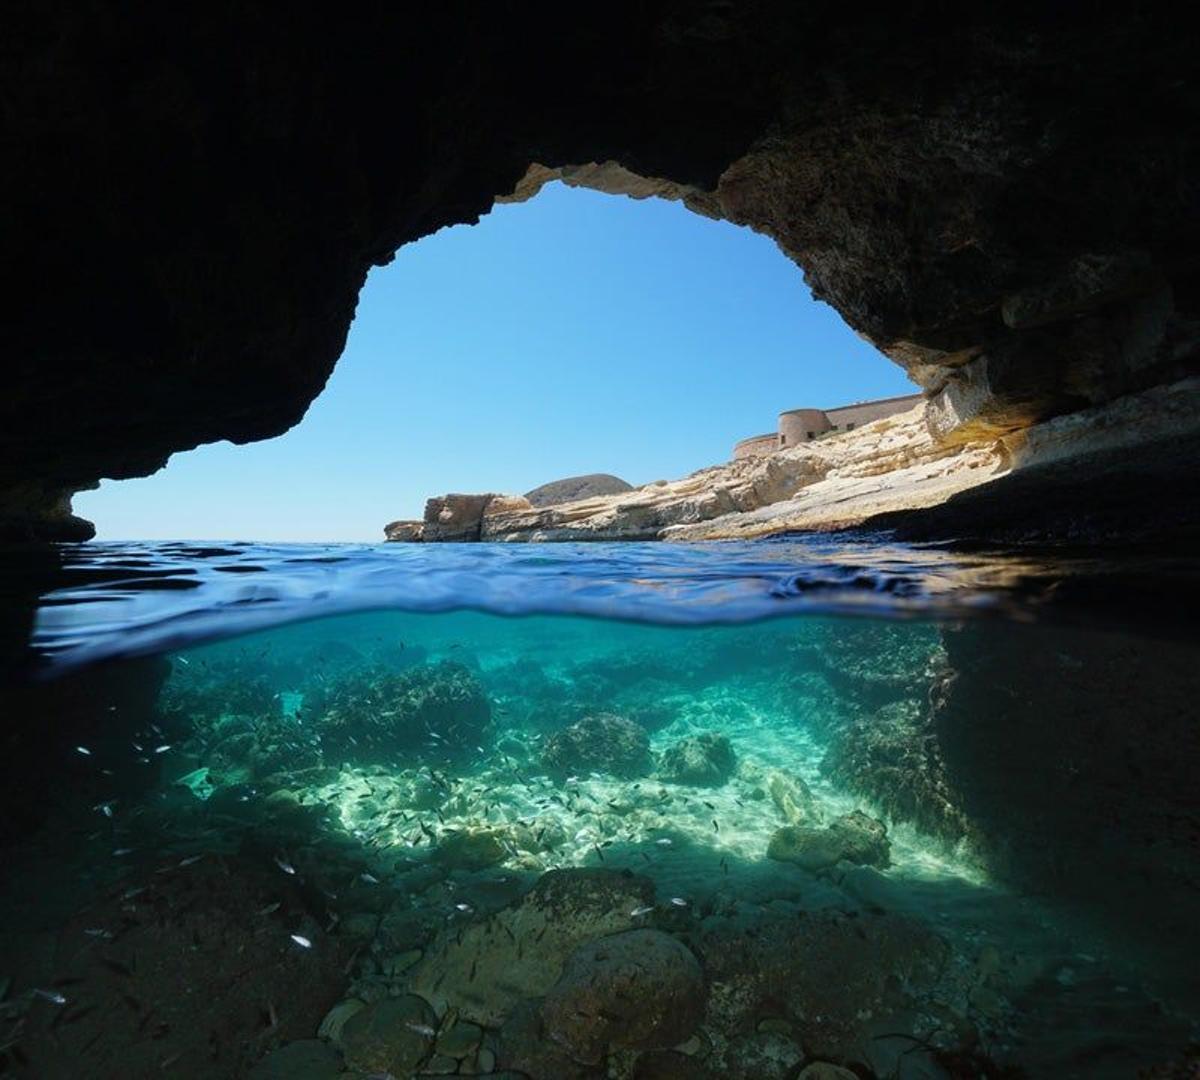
top-left (77, 182), bottom-right (914, 542)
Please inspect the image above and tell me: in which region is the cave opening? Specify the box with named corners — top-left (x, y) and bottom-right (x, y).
top-left (71, 179), bottom-right (914, 544)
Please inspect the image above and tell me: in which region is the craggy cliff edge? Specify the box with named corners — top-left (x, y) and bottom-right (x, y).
top-left (387, 377), bottom-right (1200, 545)
top-left (3, 8), bottom-right (1198, 540)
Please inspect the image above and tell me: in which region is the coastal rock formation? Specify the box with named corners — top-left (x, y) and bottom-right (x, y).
top-left (389, 376), bottom-right (1200, 542)
top-left (5, 8), bottom-right (1197, 539)
top-left (464, 401), bottom-right (983, 540)
top-left (525, 473), bottom-right (634, 507)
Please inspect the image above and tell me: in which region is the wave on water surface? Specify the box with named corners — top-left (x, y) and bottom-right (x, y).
top-left (30, 536), bottom-right (1192, 671)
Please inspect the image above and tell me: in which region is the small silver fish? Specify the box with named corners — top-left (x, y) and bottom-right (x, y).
top-left (177, 854), bottom-right (204, 867)
top-left (76, 746), bottom-right (92, 756)
top-left (274, 856), bottom-right (297, 875)
top-left (404, 1022), bottom-right (436, 1037)
top-left (670, 897), bottom-right (688, 907)
top-left (360, 872), bottom-right (379, 884)
top-left (290, 934), bottom-right (313, 948)
top-left (655, 838), bottom-right (673, 847)
top-left (454, 903), bottom-right (472, 912)
top-left (33, 988), bottom-right (67, 1004)
top-left (154, 744), bottom-right (172, 754)
top-left (176, 656), bottom-right (190, 666)
top-left (629, 905), bottom-right (654, 917)
top-left (112, 848), bottom-right (134, 856)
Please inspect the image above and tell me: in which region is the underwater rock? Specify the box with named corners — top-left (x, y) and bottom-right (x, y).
top-left (766, 769), bottom-right (820, 825)
top-left (821, 697), bottom-right (970, 844)
top-left (798, 1065), bottom-right (859, 1080)
top-left (339, 993), bottom-right (437, 1075)
top-left (247, 1039), bottom-right (344, 1079)
top-left (633, 1049), bottom-right (715, 1080)
top-left (541, 929), bottom-right (707, 1063)
top-left (317, 998), bottom-right (366, 1044)
top-left (435, 1017), bottom-right (483, 1058)
top-left (433, 825), bottom-right (511, 870)
top-left (657, 731), bottom-right (737, 786)
top-left (315, 660), bottom-right (491, 761)
top-left (404, 868), bottom-right (655, 1027)
top-left (498, 997), bottom-right (606, 1080)
top-left (338, 912), bottom-right (379, 940)
top-left (720, 1031), bottom-right (805, 1080)
top-left (766, 810), bottom-right (891, 871)
top-left (378, 905), bottom-right (444, 953)
top-left (7, 854), bottom-right (352, 1076)
top-left (695, 909), bottom-right (947, 1060)
top-left (542, 713), bottom-right (652, 779)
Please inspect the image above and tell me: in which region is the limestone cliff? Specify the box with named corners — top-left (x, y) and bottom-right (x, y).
top-left (388, 378), bottom-right (1200, 543)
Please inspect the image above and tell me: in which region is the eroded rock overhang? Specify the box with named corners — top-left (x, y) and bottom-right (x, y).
top-left (3, 7), bottom-right (1197, 538)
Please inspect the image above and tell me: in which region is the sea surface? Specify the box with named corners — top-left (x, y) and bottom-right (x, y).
top-left (1, 538), bottom-right (1197, 1078)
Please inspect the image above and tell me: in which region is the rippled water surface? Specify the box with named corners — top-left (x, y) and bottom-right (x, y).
top-left (0, 539), bottom-right (1197, 1078)
top-left (26, 537), bottom-right (1198, 671)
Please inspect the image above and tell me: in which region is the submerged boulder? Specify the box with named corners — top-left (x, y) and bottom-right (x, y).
top-left (433, 825), bottom-right (511, 870)
top-left (248, 1040), bottom-right (343, 1079)
top-left (767, 810), bottom-right (891, 871)
top-left (340, 994), bottom-right (437, 1075)
top-left (315, 660), bottom-right (491, 761)
top-left (404, 868), bottom-right (655, 1027)
top-left (657, 731), bottom-right (737, 786)
top-left (767, 769), bottom-right (821, 825)
top-left (721, 1032), bottom-right (805, 1080)
top-left (541, 929), bottom-right (707, 1063)
top-left (542, 713), bottom-right (652, 779)
top-left (695, 909), bottom-right (947, 1059)
top-left (499, 998), bottom-right (606, 1080)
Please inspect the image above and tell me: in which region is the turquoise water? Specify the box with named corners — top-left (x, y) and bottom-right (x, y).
top-left (0, 542), bottom-right (1197, 1078)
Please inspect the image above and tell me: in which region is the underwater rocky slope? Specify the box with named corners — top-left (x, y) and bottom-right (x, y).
top-left (1, 613), bottom-right (1197, 1077)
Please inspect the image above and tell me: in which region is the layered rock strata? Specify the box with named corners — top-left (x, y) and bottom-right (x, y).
top-left (389, 378), bottom-right (1200, 542)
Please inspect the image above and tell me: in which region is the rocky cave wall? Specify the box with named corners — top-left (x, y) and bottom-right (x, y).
top-left (4, 6), bottom-right (1198, 539)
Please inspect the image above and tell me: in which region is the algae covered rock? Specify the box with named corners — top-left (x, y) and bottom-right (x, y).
top-left (695, 909), bottom-right (947, 1059)
top-left (316, 997), bottom-right (366, 1045)
top-left (541, 929), bottom-right (707, 1063)
top-left (767, 810), bottom-right (890, 871)
top-left (633, 1049), bottom-right (716, 1080)
top-left (340, 993), bottom-right (437, 1075)
top-left (315, 660), bottom-right (491, 761)
top-left (767, 769), bottom-right (820, 825)
top-left (498, 997), bottom-right (606, 1080)
top-left (404, 868), bottom-right (655, 1027)
top-left (433, 825), bottom-right (511, 870)
top-left (542, 712), bottom-right (652, 779)
top-left (247, 1039), bottom-right (343, 1079)
top-left (721, 1031), bottom-right (804, 1079)
top-left (657, 731), bottom-right (737, 786)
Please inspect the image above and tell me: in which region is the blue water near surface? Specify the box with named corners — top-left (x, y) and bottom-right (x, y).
top-left (30, 536), bottom-right (1181, 671)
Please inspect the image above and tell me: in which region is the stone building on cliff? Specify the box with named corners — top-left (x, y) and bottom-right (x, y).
top-left (732, 392), bottom-right (922, 460)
